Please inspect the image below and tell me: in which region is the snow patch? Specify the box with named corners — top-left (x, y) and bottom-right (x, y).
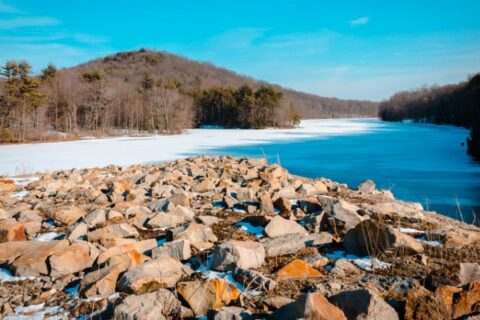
top-left (325, 250), bottom-right (392, 271)
top-left (399, 227), bottom-right (425, 234)
top-left (417, 236), bottom-right (442, 247)
top-left (5, 304), bottom-right (67, 320)
top-left (0, 268), bottom-right (35, 283)
top-left (9, 176), bottom-right (39, 186)
top-left (11, 191), bottom-right (29, 200)
top-left (33, 232), bottom-right (62, 242)
top-left (236, 222), bottom-right (264, 238)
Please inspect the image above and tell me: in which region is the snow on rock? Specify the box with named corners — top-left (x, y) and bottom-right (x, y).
top-left (325, 250), bottom-right (392, 271)
top-left (417, 236), bottom-right (442, 247)
top-left (399, 227), bottom-right (425, 234)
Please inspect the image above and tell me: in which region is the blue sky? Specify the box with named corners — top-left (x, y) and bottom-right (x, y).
top-left (0, 1), bottom-right (479, 100)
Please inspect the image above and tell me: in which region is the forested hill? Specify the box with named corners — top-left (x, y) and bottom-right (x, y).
top-left (378, 74), bottom-right (480, 160)
top-left (72, 50), bottom-right (378, 118)
top-left (0, 49), bottom-right (378, 143)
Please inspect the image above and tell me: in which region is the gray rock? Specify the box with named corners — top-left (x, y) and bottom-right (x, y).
top-left (207, 306), bottom-right (252, 320)
top-left (357, 180), bottom-right (376, 193)
top-left (118, 256), bottom-right (193, 293)
top-left (211, 240), bottom-right (265, 271)
top-left (113, 289), bottom-right (181, 320)
top-left (330, 259), bottom-right (360, 277)
top-left (84, 209), bottom-right (106, 227)
top-left (270, 292), bottom-right (346, 320)
top-left (344, 219), bottom-right (423, 256)
top-left (232, 267), bottom-right (277, 291)
top-left (152, 239), bottom-right (191, 260)
top-left (264, 216), bottom-right (307, 238)
top-left (261, 233), bottom-right (309, 257)
top-left (174, 222), bottom-right (217, 251)
top-left (331, 288), bottom-right (399, 320)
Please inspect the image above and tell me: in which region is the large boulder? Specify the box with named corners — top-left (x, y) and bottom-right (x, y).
top-left (344, 219), bottom-right (423, 256)
top-left (207, 307), bottom-right (253, 320)
top-left (233, 267), bottom-right (277, 292)
top-left (331, 288), bottom-right (399, 320)
top-left (87, 223), bottom-right (139, 245)
top-left (211, 240), bottom-right (265, 271)
top-left (174, 222), bottom-right (217, 251)
top-left (264, 216), bottom-right (307, 238)
top-left (369, 202), bottom-right (425, 220)
top-left (152, 239), bottom-right (192, 260)
top-left (81, 263), bottom-right (127, 297)
top-left (404, 285), bottom-right (449, 320)
top-left (52, 206), bottom-right (86, 225)
top-left (261, 233), bottom-right (308, 257)
top-left (113, 289), bottom-right (181, 320)
top-left (270, 292), bottom-right (346, 320)
top-left (326, 199), bottom-right (367, 233)
top-left (146, 212), bottom-right (184, 229)
top-left (451, 281), bottom-right (480, 319)
top-left (357, 180), bottom-right (376, 193)
top-left (177, 279), bottom-right (240, 315)
top-left (11, 240), bottom-right (69, 276)
top-left (0, 219), bottom-right (26, 242)
top-left (49, 240), bottom-right (99, 277)
top-left (97, 239), bottom-right (157, 265)
top-left (118, 256), bottom-right (193, 294)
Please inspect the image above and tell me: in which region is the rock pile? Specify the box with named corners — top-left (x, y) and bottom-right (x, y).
top-left (0, 156), bottom-right (479, 319)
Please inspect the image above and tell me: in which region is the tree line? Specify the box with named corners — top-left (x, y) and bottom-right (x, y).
top-left (0, 58), bottom-right (299, 143)
top-left (193, 85), bottom-right (300, 129)
top-left (378, 74), bottom-right (480, 160)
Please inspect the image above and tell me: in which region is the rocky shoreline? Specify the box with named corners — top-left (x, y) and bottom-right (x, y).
top-left (0, 156), bottom-right (479, 319)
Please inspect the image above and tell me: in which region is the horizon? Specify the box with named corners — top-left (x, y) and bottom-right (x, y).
top-left (0, 1), bottom-right (479, 100)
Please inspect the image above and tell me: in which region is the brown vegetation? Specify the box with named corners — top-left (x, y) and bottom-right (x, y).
top-left (0, 49), bottom-right (379, 144)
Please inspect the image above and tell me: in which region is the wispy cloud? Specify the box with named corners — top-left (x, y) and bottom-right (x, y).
top-left (0, 17), bottom-right (60, 29)
top-left (0, 0), bottom-right (23, 14)
top-left (349, 16), bottom-right (370, 27)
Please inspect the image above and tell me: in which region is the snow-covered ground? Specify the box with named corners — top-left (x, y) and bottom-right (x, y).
top-left (0, 119), bottom-right (378, 176)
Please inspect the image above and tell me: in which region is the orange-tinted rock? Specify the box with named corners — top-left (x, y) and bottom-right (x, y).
top-left (0, 179), bottom-right (15, 192)
top-left (177, 278), bottom-right (240, 315)
top-left (11, 240), bottom-right (69, 276)
top-left (435, 285), bottom-right (462, 316)
top-left (452, 281), bottom-right (480, 319)
top-left (276, 259), bottom-right (321, 281)
top-left (404, 286), bottom-right (449, 320)
top-left (270, 292), bottom-right (346, 320)
top-left (53, 206), bottom-right (86, 226)
top-left (49, 241), bottom-right (98, 277)
top-left (81, 263), bottom-right (127, 297)
top-left (0, 219), bottom-right (26, 242)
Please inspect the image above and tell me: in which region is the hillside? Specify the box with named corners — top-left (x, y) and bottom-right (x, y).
top-left (71, 50), bottom-right (378, 119)
top-left (378, 74), bottom-right (480, 160)
top-left (0, 49), bottom-right (378, 143)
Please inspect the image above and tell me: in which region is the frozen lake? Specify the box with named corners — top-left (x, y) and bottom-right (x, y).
top-left (1, 118), bottom-right (479, 222)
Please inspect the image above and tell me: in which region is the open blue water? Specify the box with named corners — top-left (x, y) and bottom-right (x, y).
top-left (208, 119), bottom-right (480, 223)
